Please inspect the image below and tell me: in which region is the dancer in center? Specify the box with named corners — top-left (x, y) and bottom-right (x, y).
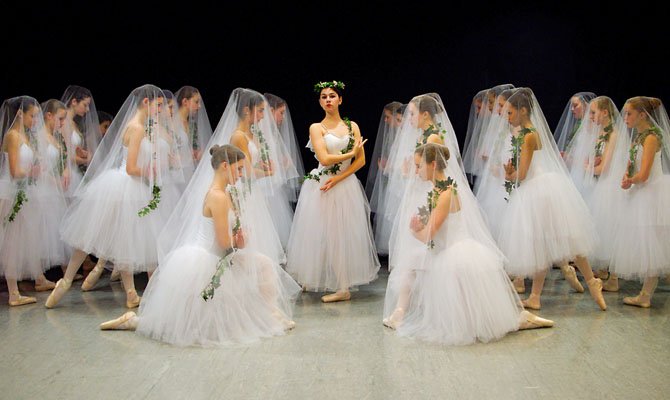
top-left (287, 81), bottom-right (379, 302)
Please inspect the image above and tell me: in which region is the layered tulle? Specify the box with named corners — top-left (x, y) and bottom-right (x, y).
top-left (385, 214), bottom-right (523, 345)
top-left (497, 150), bottom-right (597, 277)
top-left (287, 173), bottom-right (380, 291)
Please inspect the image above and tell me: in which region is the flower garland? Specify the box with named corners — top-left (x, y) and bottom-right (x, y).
top-left (4, 128), bottom-right (38, 225)
top-left (250, 123), bottom-right (270, 164)
top-left (303, 118), bottom-right (355, 181)
top-left (314, 80), bottom-right (345, 93)
top-left (138, 118), bottom-right (162, 217)
top-left (628, 126), bottom-right (662, 178)
top-left (201, 185), bottom-right (243, 301)
top-left (416, 178), bottom-right (457, 248)
top-left (594, 123), bottom-right (613, 159)
top-left (190, 117), bottom-right (200, 152)
top-left (54, 130), bottom-right (69, 177)
top-left (503, 127), bottom-right (534, 201)
top-left (416, 123), bottom-right (447, 147)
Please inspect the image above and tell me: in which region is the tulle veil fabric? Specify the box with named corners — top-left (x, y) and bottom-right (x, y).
top-left (554, 92), bottom-right (597, 153)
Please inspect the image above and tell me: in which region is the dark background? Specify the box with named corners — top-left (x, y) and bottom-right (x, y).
top-left (3, 1), bottom-right (668, 181)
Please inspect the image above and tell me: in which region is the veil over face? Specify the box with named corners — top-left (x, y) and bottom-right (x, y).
top-left (173, 86), bottom-right (213, 177)
top-left (554, 92), bottom-right (597, 153)
top-left (263, 92), bottom-right (304, 202)
top-left (0, 96), bottom-right (68, 277)
top-left (60, 85), bottom-right (103, 164)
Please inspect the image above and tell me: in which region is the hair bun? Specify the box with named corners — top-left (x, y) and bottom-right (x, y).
top-left (209, 144), bottom-right (221, 156)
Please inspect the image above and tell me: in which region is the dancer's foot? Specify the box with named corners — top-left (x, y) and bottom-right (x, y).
top-left (8, 291), bottom-right (37, 307)
top-left (81, 263), bottom-right (105, 291)
top-left (586, 278), bottom-right (607, 311)
top-left (109, 268), bottom-right (120, 282)
top-left (100, 311), bottom-right (138, 330)
top-left (321, 291), bottom-right (351, 303)
top-left (560, 264), bottom-right (584, 293)
top-left (382, 307), bottom-right (405, 330)
top-left (521, 295), bottom-right (541, 310)
top-left (594, 269), bottom-right (610, 280)
top-left (513, 277), bottom-right (525, 294)
top-left (623, 293), bottom-right (651, 308)
top-left (34, 279), bottom-right (56, 292)
top-left (518, 310), bottom-right (554, 330)
top-left (126, 290), bottom-right (141, 309)
top-left (602, 277), bottom-right (619, 292)
top-left (271, 309), bottom-right (296, 331)
top-left (45, 278), bottom-right (72, 308)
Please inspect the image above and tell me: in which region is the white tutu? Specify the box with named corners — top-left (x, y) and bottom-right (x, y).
top-left (0, 184), bottom-right (48, 280)
top-left (287, 172), bottom-right (380, 292)
top-left (385, 214), bottom-right (522, 345)
top-left (60, 167), bottom-right (180, 272)
top-left (497, 150), bottom-right (597, 277)
top-left (610, 158), bottom-right (670, 279)
top-left (137, 218), bottom-right (300, 347)
top-left (587, 180), bottom-right (624, 268)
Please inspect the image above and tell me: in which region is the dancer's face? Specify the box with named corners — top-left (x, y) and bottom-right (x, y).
top-left (571, 97), bottom-right (585, 120)
top-left (72, 97), bottom-right (91, 117)
top-left (487, 92), bottom-right (496, 112)
top-left (252, 103), bottom-right (265, 123)
top-left (319, 88), bottom-right (341, 112)
top-left (53, 109), bottom-right (67, 131)
top-left (394, 112), bottom-right (403, 127)
top-left (228, 160), bottom-right (245, 183)
top-left (497, 96), bottom-right (506, 116)
top-left (184, 93), bottom-right (202, 114)
top-left (414, 153), bottom-right (433, 181)
top-left (167, 99), bottom-right (175, 118)
top-left (20, 106), bottom-right (38, 130)
top-left (474, 98), bottom-right (483, 115)
top-left (623, 104), bottom-right (644, 129)
top-left (507, 103), bottom-right (522, 127)
top-left (100, 120), bottom-right (111, 136)
top-left (383, 109), bottom-right (393, 125)
top-left (147, 97), bottom-right (165, 116)
top-left (408, 102), bottom-right (420, 129)
top-left (272, 105), bottom-right (286, 126)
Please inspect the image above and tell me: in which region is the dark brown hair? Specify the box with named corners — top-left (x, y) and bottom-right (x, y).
top-left (415, 143), bottom-right (450, 170)
top-left (210, 144), bottom-right (246, 169)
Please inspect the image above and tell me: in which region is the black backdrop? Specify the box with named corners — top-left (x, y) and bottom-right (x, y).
top-left (3, 1), bottom-right (669, 181)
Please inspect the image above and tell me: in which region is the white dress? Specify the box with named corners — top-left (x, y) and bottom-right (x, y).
top-left (497, 149), bottom-right (597, 277)
top-left (60, 137), bottom-right (180, 272)
top-left (248, 140), bottom-right (294, 249)
top-left (65, 130), bottom-right (84, 198)
top-left (385, 211), bottom-right (523, 345)
top-left (287, 132), bottom-right (380, 291)
top-left (38, 143), bottom-right (70, 266)
top-left (136, 211), bottom-right (301, 346)
top-left (0, 144), bottom-right (47, 279)
top-left (610, 151), bottom-right (670, 279)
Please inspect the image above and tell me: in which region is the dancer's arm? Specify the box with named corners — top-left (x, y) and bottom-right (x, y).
top-left (309, 124), bottom-right (358, 166)
top-left (320, 122), bottom-right (367, 192)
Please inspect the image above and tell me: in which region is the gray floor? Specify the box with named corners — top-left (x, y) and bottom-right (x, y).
top-left (1, 268), bottom-right (668, 400)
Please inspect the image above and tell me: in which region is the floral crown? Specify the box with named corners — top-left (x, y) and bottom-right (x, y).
top-left (314, 80), bottom-right (345, 93)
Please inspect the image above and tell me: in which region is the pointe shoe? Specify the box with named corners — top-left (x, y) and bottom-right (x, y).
top-left (45, 278), bottom-right (72, 308)
top-left (271, 310), bottom-right (296, 331)
top-left (126, 290), bottom-right (141, 309)
top-left (586, 278), bottom-right (607, 311)
top-left (382, 308), bottom-right (405, 330)
top-left (560, 265), bottom-right (584, 293)
top-left (623, 294), bottom-right (651, 308)
top-left (513, 277), bottom-right (525, 294)
top-left (602, 278), bottom-right (619, 292)
top-left (321, 291), bottom-right (351, 303)
top-left (521, 296), bottom-right (541, 310)
top-left (81, 263), bottom-right (105, 291)
top-left (518, 310), bottom-right (554, 330)
top-left (34, 280), bottom-right (56, 292)
top-left (100, 311), bottom-right (138, 330)
top-left (8, 292), bottom-right (37, 307)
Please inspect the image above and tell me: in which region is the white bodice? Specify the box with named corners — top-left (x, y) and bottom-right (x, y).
top-left (120, 137), bottom-right (171, 173)
top-left (1, 143), bottom-right (34, 181)
top-left (71, 130), bottom-right (83, 148)
top-left (192, 210), bottom-right (236, 256)
top-left (46, 143), bottom-right (61, 170)
top-left (317, 133), bottom-right (352, 173)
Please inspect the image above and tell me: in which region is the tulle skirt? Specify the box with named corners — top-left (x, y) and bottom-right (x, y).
top-left (610, 175), bottom-right (670, 279)
top-left (65, 166), bottom-right (83, 198)
top-left (384, 238), bottom-right (522, 345)
top-left (287, 173), bottom-right (380, 292)
top-left (60, 168), bottom-right (180, 272)
top-left (497, 172), bottom-right (597, 277)
top-left (587, 180), bottom-right (623, 268)
top-left (137, 246), bottom-right (301, 346)
top-left (0, 186), bottom-right (49, 280)
top-left (36, 182), bottom-right (70, 268)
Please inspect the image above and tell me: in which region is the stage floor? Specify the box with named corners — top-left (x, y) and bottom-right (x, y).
top-left (1, 267), bottom-right (668, 400)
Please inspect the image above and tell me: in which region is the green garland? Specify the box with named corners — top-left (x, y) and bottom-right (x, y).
top-left (594, 123), bottom-right (613, 159)
top-left (250, 124), bottom-right (270, 164)
top-left (201, 186), bottom-right (244, 301)
top-left (3, 180), bottom-right (30, 226)
top-left (54, 131), bottom-right (69, 177)
top-left (416, 123), bottom-right (447, 147)
top-left (137, 118), bottom-right (161, 217)
top-left (503, 127), bottom-right (534, 201)
top-left (190, 118), bottom-right (200, 151)
top-left (314, 80), bottom-right (345, 93)
top-left (416, 178), bottom-right (457, 249)
top-left (303, 118), bottom-right (355, 181)
top-left (628, 126), bottom-right (662, 178)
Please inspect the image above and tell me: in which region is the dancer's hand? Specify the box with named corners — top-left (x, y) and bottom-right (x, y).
top-left (233, 229), bottom-right (246, 249)
top-left (320, 176), bottom-right (340, 192)
top-left (504, 161), bottom-right (516, 180)
top-left (621, 175), bottom-right (633, 190)
top-left (410, 215), bottom-right (424, 232)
